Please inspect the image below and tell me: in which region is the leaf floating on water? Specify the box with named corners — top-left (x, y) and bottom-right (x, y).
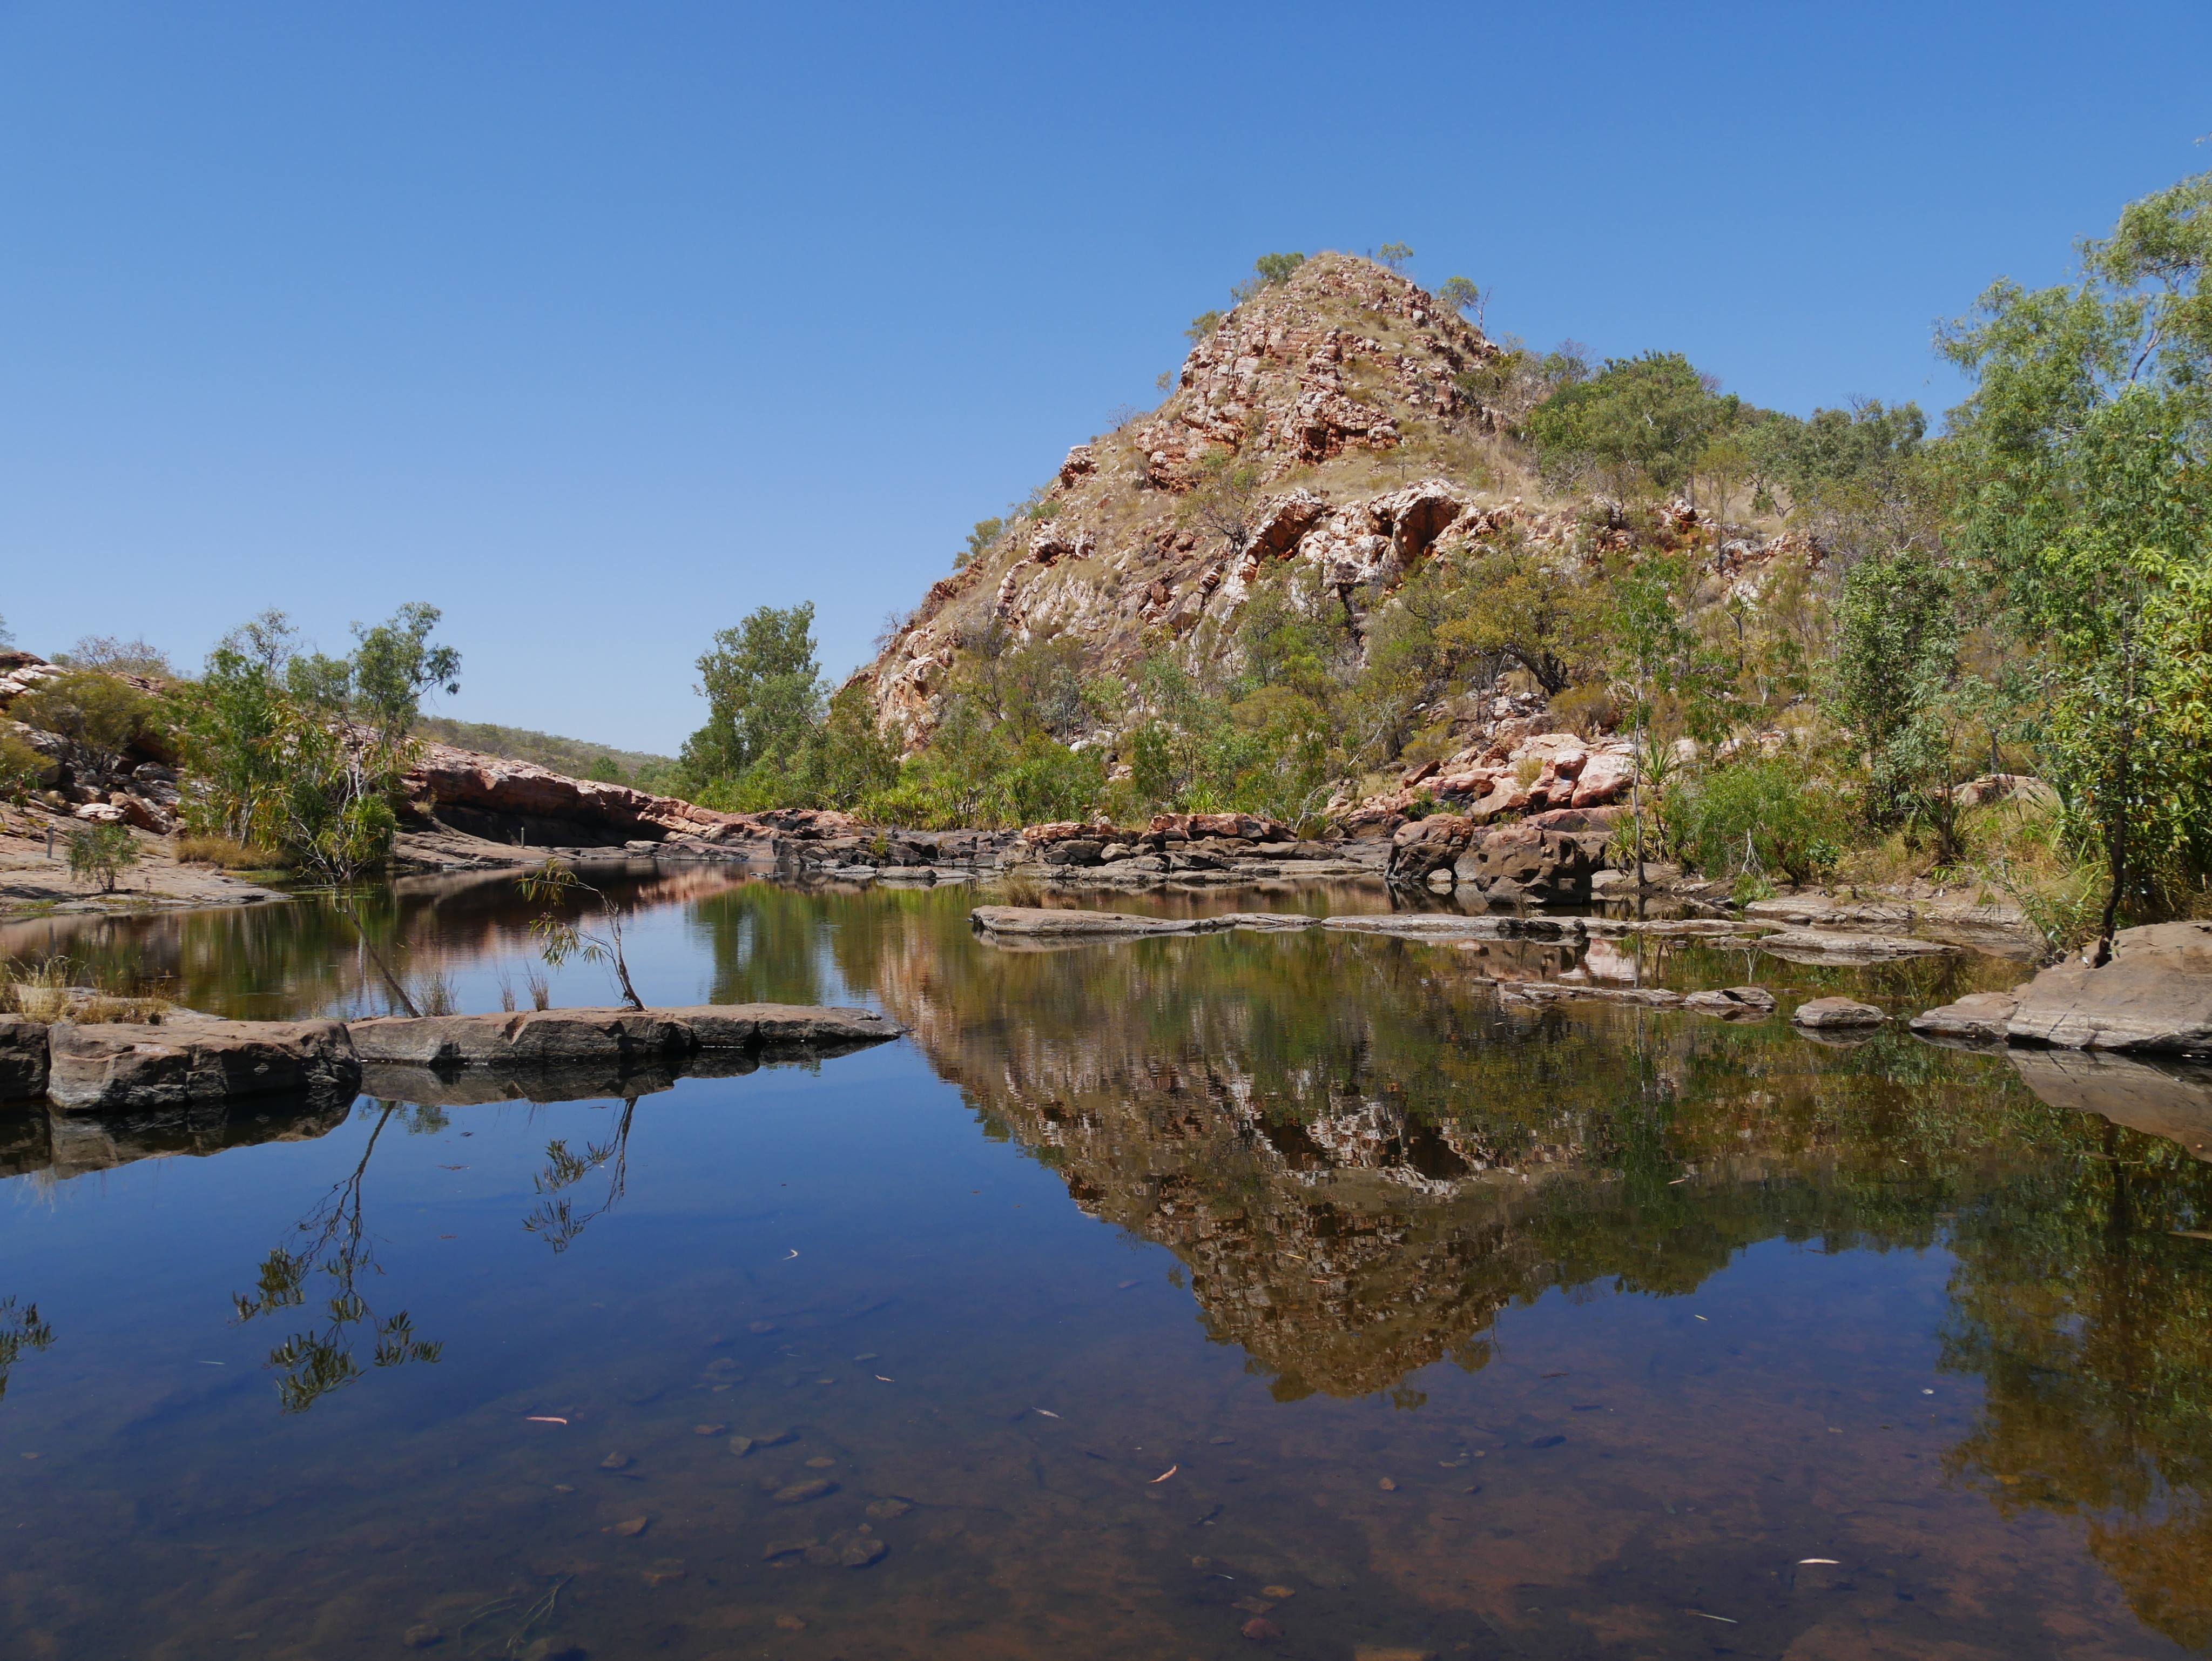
top-left (875, 1375), bottom-right (895, 1383)
top-left (783, 1250), bottom-right (800, 1260)
top-left (1034, 1409), bottom-right (1060, 1418)
top-left (1151, 1464), bottom-right (1178, 1483)
top-left (1377, 1477), bottom-right (1397, 1491)
top-left (1798, 1558), bottom-right (1840, 1565)
top-left (1686, 1611), bottom-right (1737, 1623)
top-left (525, 1416), bottom-right (569, 1425)
top-left (607, 1516), bottom-right (650, 1537)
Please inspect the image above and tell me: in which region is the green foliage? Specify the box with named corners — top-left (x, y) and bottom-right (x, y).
top-left (0, 733), bottom-right (55, 801)
top-left (680, 603), bottom-right (824, 790)
top-left (172, 604), bottom-right (458, 879)
top-left (68, 823), bottom-right (139, 893)
top-left (1229, 252), bottom-right (1306, 305)
top-left (1433, 535), bottom-right (1609, 696)
top-left (55, 634), bottom-right (174, 678)
top-left (1376, 242), bottom-right (1413, 272)
top-left (518, 859), bottom-right (643, 1010)
top-left (957, 517), bottom-right (1005, 568)
top-left (1435, 275), bottom-right (1481, 321)
top-left (1943, 170), bottom-right (2212, 943)
top-left (584, 754), bottom-right (624, 784)
top-left (1526, 351), bottom-right (1740, 496)
top-left (1184, 310), bottom-right (1224, 345)
top-left (1828, 551), bottom-right (1971, 850)
top-left (13, 669), bottom-right (164, 777)
top-left (1668, 757), bottom-right (1845, 887)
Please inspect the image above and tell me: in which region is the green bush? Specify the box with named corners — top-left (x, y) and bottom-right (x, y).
top-left (68, 823), bottom-right (139, 894)
top-left (1668, 758), bottom-right (1846, 889)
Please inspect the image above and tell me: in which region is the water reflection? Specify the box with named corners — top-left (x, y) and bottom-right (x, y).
top-left (0, 1298), bottom-right (54, 1403)
top-left (6, 878), bottom-right (2212, 1653)
top-left (231, 1101), bottom-right (444, 1411)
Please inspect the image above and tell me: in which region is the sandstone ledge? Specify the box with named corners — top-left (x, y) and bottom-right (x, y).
top-left (347, 1005), bottom-right (901, 1067)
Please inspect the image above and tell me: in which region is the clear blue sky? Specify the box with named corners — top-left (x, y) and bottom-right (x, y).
top-left (3, 3), bottom-right (2206, 754)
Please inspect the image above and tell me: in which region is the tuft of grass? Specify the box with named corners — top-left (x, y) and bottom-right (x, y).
top-left (0, 956), bottom-right (170, 1023)
top-left (177, 834), bottom-right (286, 870)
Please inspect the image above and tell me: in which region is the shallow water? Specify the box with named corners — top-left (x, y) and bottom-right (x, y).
top-left (4, 872), bottom-right (2211, 1658)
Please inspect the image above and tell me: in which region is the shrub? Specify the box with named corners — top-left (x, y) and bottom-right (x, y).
top-left (13, 670), bottom-right (164, 778)
top-left (0, 733), bottom-right (56, 801)
top-left (68, 823), bottom-right (139, 893)
top-left (1668, 758), bottom-right (1846, 887)
top-left (1546, 682), bottom-right (1616, 738)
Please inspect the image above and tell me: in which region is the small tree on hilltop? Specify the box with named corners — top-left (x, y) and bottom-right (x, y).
top-left (1230, 252), bottom-right (1306, 304)
top-left (1436, 275), bottom-right (1484, 329)
top-left (1377, 242), bottom-right (1413, 273)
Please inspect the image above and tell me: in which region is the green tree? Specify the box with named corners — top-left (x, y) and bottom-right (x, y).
top-left (1434, 536), bottom-right (1609, 696)
top-left (1230, 252), bottom-right (1305, 304)
top-left (957, 517), bottom-right (1005, 569)
top-left (1377, 242), bottom-right (1413, 272)
top-left (1435, 275), bottom-right (1483, 326)
top-left (680, 603), bottom-right (825, 789)
top-left (1942, 170), bottom-right (2212, 954)
top-left (1526, 351), bottom-right (1739, 497)
top-left (13, 669), bottom-right (163, 779)
top-left (1828, 551), bottom-right (1970, 853)
top-left (68, 823), bottom-right (139, 893)
top-left (1184, 310), bottom-right (1224, 345)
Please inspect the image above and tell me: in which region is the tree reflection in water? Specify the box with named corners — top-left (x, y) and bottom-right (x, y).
top-left (231, 1101), bottom-right (442, 1412)
top-left (0, 1297), bottom-right (55, 1404)
top-left (524, 1095), bottom-right (641, 1254)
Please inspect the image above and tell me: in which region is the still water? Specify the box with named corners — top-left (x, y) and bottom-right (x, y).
top-left (3, 869), bottom-right (2210, 1659)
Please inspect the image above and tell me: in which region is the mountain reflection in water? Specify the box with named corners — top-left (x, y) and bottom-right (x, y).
top-left (2, 874), bottom-right (2210, 1657)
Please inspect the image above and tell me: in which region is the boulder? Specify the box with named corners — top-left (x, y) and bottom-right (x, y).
top-left (1791, 998), bottom-right (1885, 1030)
top-left (0, 1015), bottom-right (49, 1099)
top-left (1570, 751), bottom-right (1637, 809)
top-left (1683, 986), bottom-right (1777, 1019)
top-left (48, 1019), bottom-right (360, 1112)
top-left (1908, 991), bottom-right (2019, 1045)
top-left (1387, 813), bottom-right (1474, 884)
top-left (2007, 922), bottom-right (2212, 1053)
top-left (1453, 824), bottom-right (1607, 903)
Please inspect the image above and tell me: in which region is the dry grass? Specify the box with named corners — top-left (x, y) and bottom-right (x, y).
top-left (176, 833), bottom-right (286, 870)
top-left (0, 956), bottom-right (171, 1023)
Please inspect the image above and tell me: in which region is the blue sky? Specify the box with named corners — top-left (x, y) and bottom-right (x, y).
top-left (3, 3), bottom-right (2207, 753)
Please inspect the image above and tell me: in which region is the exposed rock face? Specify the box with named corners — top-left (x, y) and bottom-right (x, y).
top-left (404, 743), bottom-right (761, 849)
top-left (0, 1015), bottom-right (49, 1099)
top-left (46, 1019), bottom-right (360, 1112)
top-left (1451, 824), bottom-right (1609, 903)
top-left (2007, 922), bottom-right (2212, 1053)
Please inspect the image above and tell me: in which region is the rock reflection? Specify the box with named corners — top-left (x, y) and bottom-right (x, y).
top-left (231, 1102), bottom-right (443, 1412)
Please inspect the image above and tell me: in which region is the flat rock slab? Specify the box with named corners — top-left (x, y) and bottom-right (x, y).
top-left (48, 1019), bottom-right (360, 1113)
top-left (1758, 929), bottom-right (1955, 963)
top-left (347, 1005), bottom-right (900, 1067)
top-left (1909, 991), bottom-right (2020, 1045)
top-left (1321, 914), bottom-right (1586, 942)
top-left (2008, 1047), bottom-right (2212, 1162)
top-left (2007, 922), bottom-right (2212, 1053)
top-left (971, 906), bottom-right (1204, 938)
top-left (1791, 997), bottom-right (1886, 1030)
top-left (1683, 986), bottom-right (1779, 1018)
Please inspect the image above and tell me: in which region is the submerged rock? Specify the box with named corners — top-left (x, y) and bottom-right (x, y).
top-left (972, 906), bottom-right (1205, 938)
top-left (1682, 986), bottom-right (1778, 1018)
top-left (1758, 929), bottom-right (1955, 963)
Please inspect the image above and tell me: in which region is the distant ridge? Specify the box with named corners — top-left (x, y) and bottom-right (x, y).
top-left (412, 716), bottom-right (678, 790)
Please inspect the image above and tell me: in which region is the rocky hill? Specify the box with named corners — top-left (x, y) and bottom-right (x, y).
top-left (856, 252), bottom-right (1802, 757)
